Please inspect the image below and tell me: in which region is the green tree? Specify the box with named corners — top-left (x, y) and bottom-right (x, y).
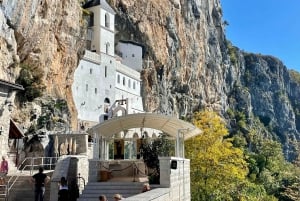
top-left (141, 133), bottom-right (175, 184)
top-left (185, 111), bottom-right (248, 200)
top-left (16, 63), bottom-right (45, 102)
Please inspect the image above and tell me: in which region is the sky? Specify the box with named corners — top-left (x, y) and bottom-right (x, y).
top-left (221, 0), bottom-right (300, 72)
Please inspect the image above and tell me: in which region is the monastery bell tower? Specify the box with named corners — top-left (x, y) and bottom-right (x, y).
top-left (83, 0), bottom-right (116, 56)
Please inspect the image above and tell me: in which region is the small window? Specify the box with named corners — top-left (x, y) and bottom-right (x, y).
top-left (105, 66), bottom-right (107, 77)
top-left (89, 12), bottom-right (94, 27)
top-left (132, 54), bottom-right (135, 57)
top-left (105, 13), bottom-right (110, 28)
top-left (81, 65), bottom-right (83, 69)
top-left (90, 68), bottom-right (93, 74)
top-left (106, 43), bottom-right (110, 54)
top-left (133, 82), bottom-right (136, 89)
top-left (123, 77), bottom-right (125, 86)
top-left (95, 88), bottom-right (97, 94)
top-left (86, 84), bottom-right (88, 91)
top-left (128, 79), bottom-right (131, 88)
top-left (117, 75), bottom-right (120, 83)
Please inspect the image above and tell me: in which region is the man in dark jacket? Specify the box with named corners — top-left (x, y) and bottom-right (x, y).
top-left (31, 167), bottom-right (50, 201)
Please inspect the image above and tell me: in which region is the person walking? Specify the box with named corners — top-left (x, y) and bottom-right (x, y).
top-left (0, 156), bottom-right (8, 185)
top-left (0, 156), bottom-right (8, 176)
top-left (31, 166), bottom-right (50, 201)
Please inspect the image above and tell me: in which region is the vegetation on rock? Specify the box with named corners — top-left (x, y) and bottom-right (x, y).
top-left (16, 63), bottom-right (45, 102)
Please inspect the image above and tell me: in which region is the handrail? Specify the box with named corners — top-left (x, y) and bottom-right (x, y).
top-left (99, 161), bottom-right (148, 182)
top-left (17, 157), bottom-right (59, 174)
top-left (7, 157), bottom-right (59, 195)
top-left (0, 184), bottom-right (8, 201)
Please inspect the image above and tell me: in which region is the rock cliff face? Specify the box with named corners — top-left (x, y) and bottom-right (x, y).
top-left (1, 0), bottom-right (300, 160)
top-left (0, 0), bottom-right (85, 128)
top-left (108, 0), bottom-right (300, 160)
top-left (110, 0), bottom-right (228, 116)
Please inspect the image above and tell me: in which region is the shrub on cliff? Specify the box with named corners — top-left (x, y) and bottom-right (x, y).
top-left (16, 63), bottom-right (45, 102)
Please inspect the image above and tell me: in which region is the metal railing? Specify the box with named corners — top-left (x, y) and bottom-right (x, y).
top-left (0, 184), bottom-right (8, 201)
top-left (18, 157), bottom-right (59, 175)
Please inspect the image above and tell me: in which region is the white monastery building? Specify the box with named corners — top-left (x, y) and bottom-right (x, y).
top-left (72, 0), bottom-right (145, 131)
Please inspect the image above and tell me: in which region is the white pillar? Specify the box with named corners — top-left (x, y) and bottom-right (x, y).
top-left (93, 132), bottom-right (99, 159)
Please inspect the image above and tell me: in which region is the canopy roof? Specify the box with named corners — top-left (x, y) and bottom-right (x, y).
top-left (9, 119), bottom-right (24, 139)
top-left (89, 113), bottom-right (202, 140)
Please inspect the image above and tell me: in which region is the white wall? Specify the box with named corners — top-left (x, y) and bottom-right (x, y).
top-left (116, 42), bottom-right (143, 71)
top-left (72, 51), bottom-right (116, 123)
top-left (115, 61), bottom-right (143, 113)
top-left (87, 6), bottom-right (115, 55)
top-left (87, 6), bottom-right (100, 53)
top-left (159, 157), bottom-right (191, 201)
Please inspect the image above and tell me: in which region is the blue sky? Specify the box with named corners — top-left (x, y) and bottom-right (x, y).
top-left (221, 0), bottom-right (300, 72)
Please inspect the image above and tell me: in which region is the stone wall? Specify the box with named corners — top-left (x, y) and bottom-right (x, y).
top-left (125, 157), bottom-right (191, 201)
top-left (159, 157), bottom-right (190, 201)
top-left (49, 155), bottom-right (89, 201)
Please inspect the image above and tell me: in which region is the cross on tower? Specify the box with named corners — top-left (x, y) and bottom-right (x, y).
top-left (144, 56), bottom-right (153, 69)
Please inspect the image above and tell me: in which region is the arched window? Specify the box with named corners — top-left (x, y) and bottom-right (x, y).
top-left (105, 13), bottom-right (110, 28)
top-left (105, 66), bottom-right (107, 77)
top-left (104, 98), bottom-right (110, 113)
top-left (104, 98), bottom-right (110, 104)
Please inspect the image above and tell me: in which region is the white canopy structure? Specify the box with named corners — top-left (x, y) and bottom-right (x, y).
top-left (90, 113), bottom-right (202, 140)
top-left (89, 113), bottom-right (202, 159)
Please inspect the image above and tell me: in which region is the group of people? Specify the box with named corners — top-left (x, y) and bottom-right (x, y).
top-left (98, 183), bottom-right (151, 201)
top-left (2, 155), bottom-right (151, 201)
top-left (31, 167), bottom-right (79, 201)
top-left (99, 193), bottom-right (123, 201)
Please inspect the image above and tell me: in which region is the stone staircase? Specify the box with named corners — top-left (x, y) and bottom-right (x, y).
top-left (4, 171), bottom-right (52, 201)
top-left (77, 181), bottom-right (145, 201)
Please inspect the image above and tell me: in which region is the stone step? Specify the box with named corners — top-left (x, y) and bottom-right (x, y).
top-left (78, 182), bottom-right (145, 201)
top-left (7, 172), bottom-right (52, 201)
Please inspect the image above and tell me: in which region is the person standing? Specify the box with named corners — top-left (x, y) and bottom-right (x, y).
top-left (99, 195), bottom-right (107, 201)
top-left (31, 166), bottom-right (50, 201)
top-left (142, 183), bottom-right (150, 192)
top-left (0, 156), bottom-right (8, 176)
top-left (58, 176), bottom-right (69, 201)
top-left (113, 194), bottom-right (124, 200)
top-left (0, 156), bottom-right (8, 185)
